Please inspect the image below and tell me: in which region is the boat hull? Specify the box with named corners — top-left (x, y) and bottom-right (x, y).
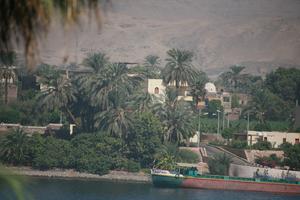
top-left (152, 174), bottom-right (300, 194)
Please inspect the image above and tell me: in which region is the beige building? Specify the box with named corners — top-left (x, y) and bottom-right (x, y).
top-left (145, 79), bottom-right (166, 101)
top-left (247, 131), bottom-right (300, 148)
top-left (145, 79), bottom-right (192, 102)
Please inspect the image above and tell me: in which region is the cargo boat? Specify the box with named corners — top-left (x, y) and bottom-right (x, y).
top-left (151, 164), bottom-right (300, 194)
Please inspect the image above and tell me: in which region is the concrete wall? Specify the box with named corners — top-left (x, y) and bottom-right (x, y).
top-left (229, 163), bottom-right (300, 180)
top-left (0, 123), bottom-right (63, 135)
top-left (244, 150), bottom-right (284, 163)
top-left (247, 131), bottom-right (300, 148)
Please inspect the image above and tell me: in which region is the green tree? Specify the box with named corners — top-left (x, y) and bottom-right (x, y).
top-left (219, 65), bottom-right (246, 92)
top-left (143, 55), bottom-right (161, 78)
top-left (127, 112), bottom-right (163, 167)
top-left (282, 143), bottom-right (300, 170)
top-left (83, 52), bottom-right (109, 73)
top-left (190, 71), bottom-right (208, 108)
top-left (0, 51), bottom-right (17, 104)
top-left (245, 88), bottom-right (289, 124)
top-left (0, 129), bottom-right (28, 165)
top-left (265, 67), bottom-right (300, 104)
top-left (153, 88), bottom-right (194, 144)
top-left (36, 76), bottom-right (77, 124)
top-left (208, 153), bottom-right (232, 175)
top-left (206, 99), bottom-right (223, 118)
top-left (36, 64), bottom-right (61, 87)
top-left (162, 49), bottom-right (196, 88)
top-left (221, 128), bottom-right (234, 141)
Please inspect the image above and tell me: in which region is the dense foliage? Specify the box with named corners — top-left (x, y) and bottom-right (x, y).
top-left (208, 153), bottom-right (232, 176)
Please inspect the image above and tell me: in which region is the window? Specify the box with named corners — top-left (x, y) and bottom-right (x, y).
top-left (295, 138), bottom-right (299, 144)
top-left (283, 138), bottom-right (287, 143)
top-left (263, 137), bottom-right (267, 141)
top-left (154, 87), bottom-right (159, 94)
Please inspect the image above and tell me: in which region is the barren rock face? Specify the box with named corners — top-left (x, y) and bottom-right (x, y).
top-left (39, 0), bottom-right (300, 77)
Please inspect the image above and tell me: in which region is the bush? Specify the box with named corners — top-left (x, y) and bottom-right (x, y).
top-left (252, 140), bottom-right (272, 150)
top-left (74, 155), bottom-right (111, 175)
top-left (255, 154), bottom-right (282, 168)
top-left (282, 144), bottom-right (300, 170)
top-left (229, 140), bottom-right (248, 149)
top-left (177, 149), bottom-right (200, 163)
top-left (0, 106), bottom-right (20, 123)
top-left (208, 153), bottom-right (232, 175)
top-left (32, 137), bottom-right (72, 170)
top-left (125, 160), bottom-right (141, 172)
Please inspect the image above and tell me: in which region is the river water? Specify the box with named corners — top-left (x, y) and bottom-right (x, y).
top-left (1, 177), bottom-right (300, 200)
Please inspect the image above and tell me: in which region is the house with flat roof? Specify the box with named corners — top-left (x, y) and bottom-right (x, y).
top-left (247, 131), bottom-right (300, 148)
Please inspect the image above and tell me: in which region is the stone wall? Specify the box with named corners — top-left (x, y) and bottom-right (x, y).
top-left (244, 150), bottom-right (284, 163)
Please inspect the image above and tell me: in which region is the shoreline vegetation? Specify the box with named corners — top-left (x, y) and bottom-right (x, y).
top-left (6, 166), bottom-right (151, 183)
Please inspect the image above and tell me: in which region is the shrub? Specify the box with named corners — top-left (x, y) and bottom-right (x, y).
top-left (282, 144), bottom-right (300, 170)
top-left (229, 140), bottom-right (248, 149)
top-left (252, 140), bottom-right (272, 150)
top-left (208, 153), bottom-right (232, 175)
top-left (177, 149), bottom-right (200, 163)
top-left (255, 154), bottom-right (282, 168)
top-left (125, 160), bottom-right (141, 172)
top-left (0, 106), bottom-right (20, 123)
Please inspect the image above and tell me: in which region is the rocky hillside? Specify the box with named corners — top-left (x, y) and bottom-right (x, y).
top-left (39, 0), bottom-right (300, 77)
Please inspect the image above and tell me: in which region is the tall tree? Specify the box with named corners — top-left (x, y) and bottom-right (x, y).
top-left (162, 49), bottom-right (196, 88)
top-left (0, 129), bottom-right (28, 165)
top-left (265, 67), bottom-right (300, 104)
top-left (244, 88), bottom-right (288, 125)
top-left (0, 51), bottom-right (17, 104)
top-left (83, 52), bottom-right (109, 73)
top-left (153, 88), bottom-right (194, 144)
top-left (37, 76), bottom-right (77, 124)
top-left (190, 71), bottom-right (208, 108)
top-left (219, 65), bottom-right (247, 92)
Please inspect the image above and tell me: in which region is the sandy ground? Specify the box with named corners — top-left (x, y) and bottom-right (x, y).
top-left (6, 166), bottom-right (151, 183)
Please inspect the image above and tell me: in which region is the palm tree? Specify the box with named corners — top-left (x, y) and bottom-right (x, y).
top-left (129, 91), bottom-right (154, 113)
top-left (83, 52), bottom-right (109, 73)
top-left (244, 88), bottom-right (287, 126)
top-left (144, 55), bottom-right (161, 69)
top-left (0, 51), bottom-right (17, 104)
top-left (87, 63), bottom-right (143, 110)
top-left (153, 88), bottom-right (194, 144)
top-left (0, 129), bottom-right (28, 165)
top-left (220, 65), bottom-right (246, 92)
top-left (162, 49), bottom-right (196, 88)
top-left (95, 105), bottom-right (133, 139)
top-left (143, 55), bottom-right (161, 78)
top-left (190, 71), bottom-right (208, 108)
top-left (37, 76), bottom-right (77, 124)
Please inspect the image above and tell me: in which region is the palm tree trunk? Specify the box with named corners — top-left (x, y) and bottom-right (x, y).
top-left (65, 107), bottom-right (78, 126)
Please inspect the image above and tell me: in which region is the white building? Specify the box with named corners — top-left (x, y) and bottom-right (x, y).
top-left (247, 131), bottom-right (300, 148)
top-left (145, 79), bottom-right (192, 102)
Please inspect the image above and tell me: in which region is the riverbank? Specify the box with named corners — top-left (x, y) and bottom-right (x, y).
top-left (6, 166), bottom-right (151, 183)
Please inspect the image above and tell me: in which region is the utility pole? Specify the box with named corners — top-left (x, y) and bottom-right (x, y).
top-left (222, 111), bottom-right (225, 130)
top-left (198, 109), bottom-right (201, 148)
top-left (217, 110), bottom-right (221, 134)
top-left (247, 112), bottom-right (250, 132)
